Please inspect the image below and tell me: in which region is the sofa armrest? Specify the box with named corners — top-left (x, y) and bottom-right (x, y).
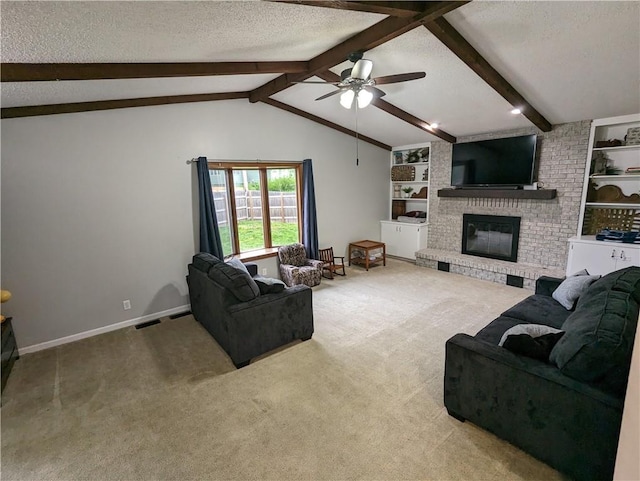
top-left (445, 333), bottom-right (623, 481)
top-left (245, 262), bottom-right (258, 277)
top-left (535, 275), bottom-right (564, 297)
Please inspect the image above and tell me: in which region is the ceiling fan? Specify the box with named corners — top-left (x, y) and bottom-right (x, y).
top-left (297, 52), bottom-right (426, 109)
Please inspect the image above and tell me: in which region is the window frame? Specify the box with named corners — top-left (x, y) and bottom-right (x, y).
top-left (208, 161), bottom-right (303, 257)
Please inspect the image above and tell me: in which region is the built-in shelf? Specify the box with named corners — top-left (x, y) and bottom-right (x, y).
top-left (590, 174), bottom-right (640, 180)
top-left (437, 188), bottom-right (557, 199)
top-left (585, 202), bottom-right (640, 208)
top-left (592, 145), bottom-right (640, 152)
top-left (392, 181), bottom-right (429, 184)
top-left (392, 197), bottom-right (428, 202)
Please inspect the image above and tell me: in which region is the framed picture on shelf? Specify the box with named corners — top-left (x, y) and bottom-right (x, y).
top-left (394, 151), bottom-right (404, 164)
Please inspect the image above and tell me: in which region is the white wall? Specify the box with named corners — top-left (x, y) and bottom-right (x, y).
top-left (1, 100), bottom-right (389, 350)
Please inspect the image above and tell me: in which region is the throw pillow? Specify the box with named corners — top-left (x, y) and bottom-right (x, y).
top-left (498, 324), bottom-right (563, 346)
top-left (254, 277), bottom-right (287, 295)
top-left (552, 272), bottom-right (600, 310)
top-left (499, 324), bottom-right (565, 362)
top-left (208, 262), bottom-right (260, 302)
top-left (192, 252), bottom-right (222, 273)
top-left (225, 257), bottom-right (250, 275)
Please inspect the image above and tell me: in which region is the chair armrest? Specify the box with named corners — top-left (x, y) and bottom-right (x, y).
top-left (305, 259), bottom-right (324, 269)
top-left (535, 275), bottom-right (564, 297)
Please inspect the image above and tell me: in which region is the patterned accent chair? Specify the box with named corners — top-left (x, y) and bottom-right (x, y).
top-left (278, 243), bottom-right (323, 287)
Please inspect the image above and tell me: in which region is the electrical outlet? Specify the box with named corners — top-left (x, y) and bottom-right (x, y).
top-left (123, 299), bottom-right (131, 310)
top-left (261, 268), bottom-right (268, 276)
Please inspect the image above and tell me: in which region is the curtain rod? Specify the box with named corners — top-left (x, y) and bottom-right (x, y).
top-left (186, 158), bottom-right (302, 164)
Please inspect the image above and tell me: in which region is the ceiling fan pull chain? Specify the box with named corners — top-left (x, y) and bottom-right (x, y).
top-left (355, 101), bottom-right (359, 166)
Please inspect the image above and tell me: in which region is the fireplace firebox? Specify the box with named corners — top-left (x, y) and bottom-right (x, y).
top-left (462, 214), bottom-right (521, 262)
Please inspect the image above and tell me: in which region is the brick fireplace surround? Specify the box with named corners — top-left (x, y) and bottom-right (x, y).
top-left (416, 121), bottom-right (590, 289)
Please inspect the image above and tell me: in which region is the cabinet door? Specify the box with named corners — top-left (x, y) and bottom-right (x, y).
top-left (567, 242), bottom-right (617, 275)
top-left (380, 222), bottom-right (400, 256)
top-left (396, 224), bottom-right (418, 259)
top-left (615, 246), bottom-right (640, 270)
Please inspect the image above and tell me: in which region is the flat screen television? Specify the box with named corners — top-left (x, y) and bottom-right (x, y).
top-left (451, 134), bottom-right (537, 188)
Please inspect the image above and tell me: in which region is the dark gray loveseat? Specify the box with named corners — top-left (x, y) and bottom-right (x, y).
top-left (444, 266), bottom-right (640, 481)
top-left (187, 253), bottom-right (314, 368)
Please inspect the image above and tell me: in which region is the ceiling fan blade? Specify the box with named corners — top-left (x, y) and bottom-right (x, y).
top-left (315, 88), bottom-right (345, 101)
top-left (373, 72), bottom-right (426, 85)
top-left (369, 86), bottom-right (386, 99)
top-left (351, 59), bottom-right (373, 80)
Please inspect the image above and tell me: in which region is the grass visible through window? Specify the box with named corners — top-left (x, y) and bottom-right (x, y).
top-left (219, 220), bottom-right (299, 254)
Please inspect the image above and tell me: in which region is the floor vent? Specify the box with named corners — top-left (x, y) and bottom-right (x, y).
top-left (169, 311), bottom-right (191, 320)
top-left (506, 275), bottom-right (524, 288)
top-left (437, 261), bottom-right (450, 272)
top-left (135, 319), bottom-right (161, 330)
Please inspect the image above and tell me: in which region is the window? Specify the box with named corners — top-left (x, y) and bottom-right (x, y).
top-left (209, 162), bottom-right (302, 257)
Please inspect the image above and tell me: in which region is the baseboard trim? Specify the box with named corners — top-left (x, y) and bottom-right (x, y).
top-left (18, 304), bottom-right (191, 355)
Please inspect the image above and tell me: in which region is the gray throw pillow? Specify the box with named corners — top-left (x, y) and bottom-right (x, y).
top-left (225, 257), bottom-right (250, 275)
top-left (552, 272), bottom-right (600, 310)
top-left (498, 324), bottom-right (563, 346)
top-left (208, 262), bottom-right (260, 302)
top-left (254, 277), bottom-right (287, 295)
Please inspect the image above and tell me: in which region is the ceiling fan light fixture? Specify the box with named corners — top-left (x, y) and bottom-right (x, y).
top-left (340, 89), bottom-right (355, 109)
top-left (351, 59), bottom-right (373, 80)
top-left (357, 89), bottom-right (373, 109)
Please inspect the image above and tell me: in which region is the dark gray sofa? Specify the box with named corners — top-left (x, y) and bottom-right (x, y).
top-left (187, 253), bottom-right (314, 368)
top-left (444, 266), bottom-right (640, 481)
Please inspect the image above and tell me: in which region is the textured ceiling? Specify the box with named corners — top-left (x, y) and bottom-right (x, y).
top-left (1, 1), bottom-right (639, 147)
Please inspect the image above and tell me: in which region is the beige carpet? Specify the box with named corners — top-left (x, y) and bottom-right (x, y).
top-left (1, 259), bottom-right (568, 480)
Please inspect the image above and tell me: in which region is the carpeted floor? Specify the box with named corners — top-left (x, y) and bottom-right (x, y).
top-left (1, 259), bottom-right (568, 480)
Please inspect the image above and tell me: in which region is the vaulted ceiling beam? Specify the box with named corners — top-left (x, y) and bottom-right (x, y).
top-left (0, 92), bottom-right (249, 119)
top-left (249, 1), bottom-right (469, 103)
top-left (274, 1), bottom-right (431, 17)
top-left (316, 70), bottom-right (456, 143)
top-left (261, 98), bottom-right (391, 151)
top-left (1, 62), bottom-right (309, 82)
top-left (424, 17), bottom-right (553, 132)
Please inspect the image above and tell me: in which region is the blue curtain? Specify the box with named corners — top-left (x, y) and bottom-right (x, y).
top-left (196, 156), bottom-right (224, 258)
top-left (302, 158), bottom-right (319, 259)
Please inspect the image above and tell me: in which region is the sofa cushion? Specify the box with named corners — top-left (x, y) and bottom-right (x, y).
top-left (552, 272), bottom-right (601, 310)
top-left (498, 324), bottom-right (564, 346)
top-left (501, 294), bottom-right (571, 329)
top-left (208, 262), bottom-right (260, 302)
top-left (549, 267), bottom-right (640, 394)
top-left (254, 277), bottom-right (287, 295)
top-left (192, 252), bottom-right (222, 273)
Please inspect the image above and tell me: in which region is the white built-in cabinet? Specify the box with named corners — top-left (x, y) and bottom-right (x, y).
top-left (567, 113), bottom-right (640, 275)
top-left (381, 142), bottom-right (430, 260)
top-left (567, 237), bottom-right (640, 276)
top-left (380, 221), bottom-right (428, 260)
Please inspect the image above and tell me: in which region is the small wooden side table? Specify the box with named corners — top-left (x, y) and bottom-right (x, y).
top-left (348, 240), bottom-right (386, 271)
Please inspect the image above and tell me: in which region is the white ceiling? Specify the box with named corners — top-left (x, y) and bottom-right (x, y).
top-left (2, 1), bottom-right (639, 147)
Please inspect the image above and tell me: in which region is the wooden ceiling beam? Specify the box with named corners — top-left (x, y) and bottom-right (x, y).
top-left (1, 92), bottom-right (249, 118)
top-left (424, 17), bottom-right (553, 132)
top-left (273, 1), bottom-right (431, 17)
top-left (316, 70), bottom-right (456, 143)
top-left (261, 98), bottom-right (391, 151)
top-left (1, 62), bottom-right (309, 82)
top-left (249, 1), bottom-right (469, 103)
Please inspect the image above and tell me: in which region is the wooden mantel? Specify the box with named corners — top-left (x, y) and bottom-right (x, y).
top-left (437, 188), bottom-right (557, 199)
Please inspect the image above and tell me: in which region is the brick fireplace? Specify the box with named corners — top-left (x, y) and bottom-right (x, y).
top-left (416, 121), bottom-right (590, 289)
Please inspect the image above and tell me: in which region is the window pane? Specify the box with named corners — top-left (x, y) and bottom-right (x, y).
top-left (267, 168), bottom-right (299, 246)
top-left (233, 169), bottom-right (265, 251)
top-left (209, 169), bottom-right (234, 257)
